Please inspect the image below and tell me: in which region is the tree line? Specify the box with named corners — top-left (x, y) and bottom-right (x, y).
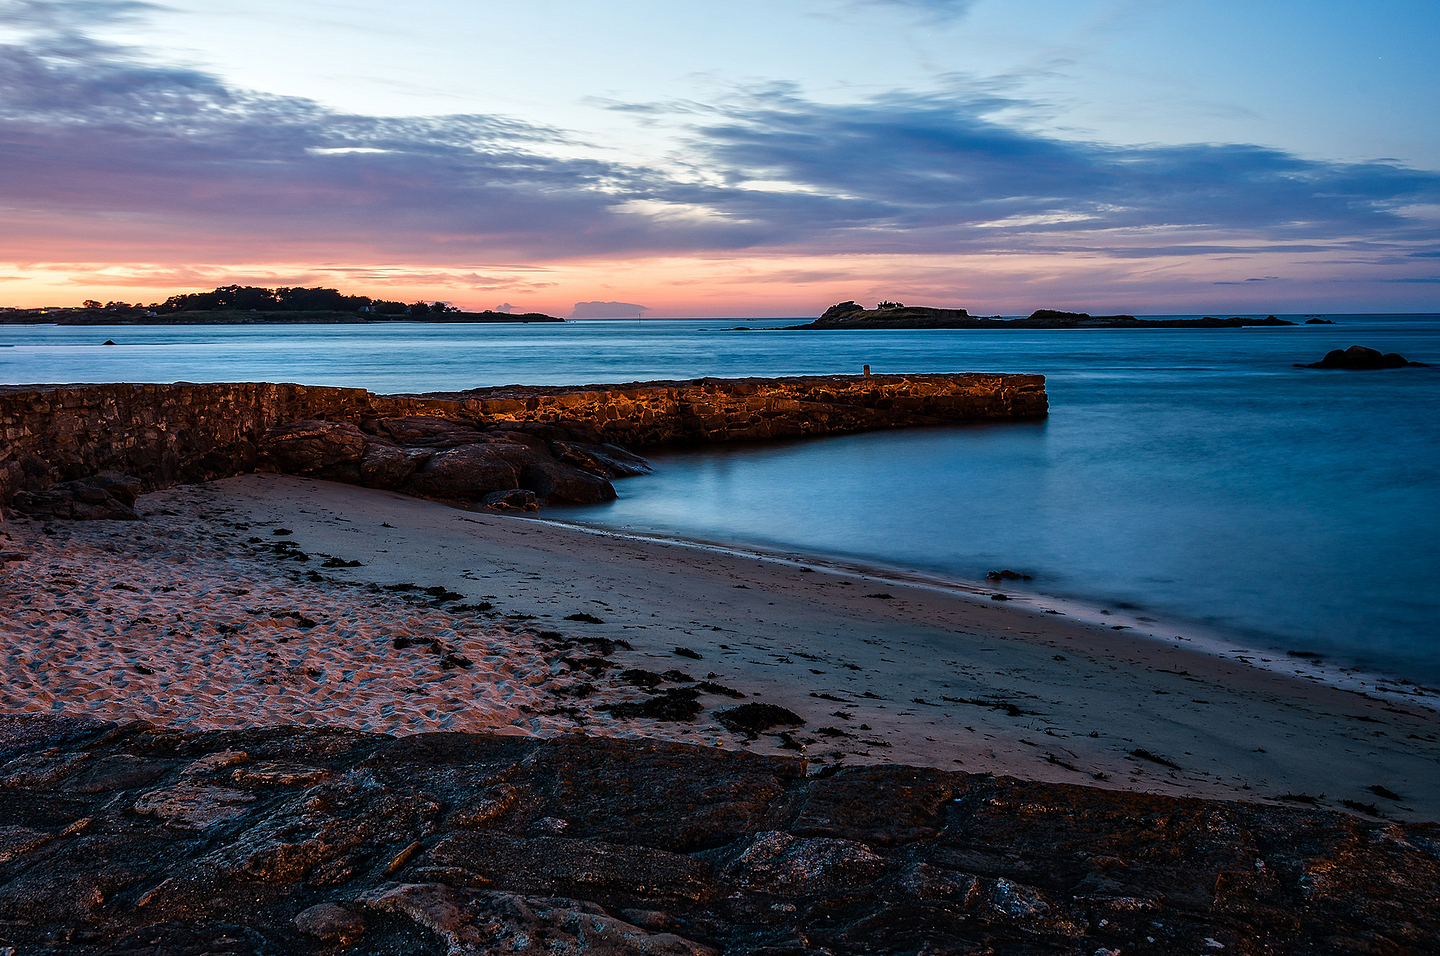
top-left (79, 285), bottom-right (455, 315)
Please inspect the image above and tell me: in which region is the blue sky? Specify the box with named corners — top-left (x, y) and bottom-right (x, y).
top-left (1, 0), bottom-right (1437, 314)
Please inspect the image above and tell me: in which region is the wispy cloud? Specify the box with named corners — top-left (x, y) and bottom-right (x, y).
top-left (854, 0), bottom-right (977, 22)
top-left (1, 4), bottom-right (1438, 284)
top-left (669, 87), bottom-right (1440, 255)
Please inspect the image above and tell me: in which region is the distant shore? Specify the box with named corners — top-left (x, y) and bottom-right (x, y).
top-left (792, 302), bottom-right (1316, 329)
top-left (0, 307), bottom-right (564, 325)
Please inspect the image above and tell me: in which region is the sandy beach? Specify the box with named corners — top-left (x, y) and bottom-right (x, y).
top-left (2, 471), bottom-right (1437, 822)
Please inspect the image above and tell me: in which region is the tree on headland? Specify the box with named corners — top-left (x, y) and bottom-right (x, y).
top-left (157, 285), bottom-right (373, 313)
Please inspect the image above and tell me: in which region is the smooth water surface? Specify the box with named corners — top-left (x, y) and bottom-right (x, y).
top-left (5, 315), bottom-right (1437, 682)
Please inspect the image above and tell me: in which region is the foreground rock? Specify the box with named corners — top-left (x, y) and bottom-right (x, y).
top-left (256, 417), bottom-right (628, 507)
top-left (0, 717), bottom-right (1435, 955)
top-left (798, 302), bottom-right (1299, 329)
top-left (1298, 345), bottom-right (1428, 369)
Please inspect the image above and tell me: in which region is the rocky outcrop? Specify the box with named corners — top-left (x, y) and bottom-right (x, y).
top-left (1298, 345), bottom-right (1428, 369)
top-left (803, 302), bottom-right (975, 328)
top-left (0, 375), bottom-right (1046, 514)
top-left (798, 304), bottom-right (1299, 329)
top-left (9, 474), bottom-right (142, 520)
top-left (0, 715), bottom-right (1435, 955)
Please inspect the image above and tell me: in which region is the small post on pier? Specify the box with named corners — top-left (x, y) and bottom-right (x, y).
top-left (863, 364), bottom-right (871, 377)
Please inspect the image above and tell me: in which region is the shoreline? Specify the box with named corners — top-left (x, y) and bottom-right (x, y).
top-left (4, 472), bottom-right (1437, 823)
top-left (536, 512), bottom-right (1440, 706)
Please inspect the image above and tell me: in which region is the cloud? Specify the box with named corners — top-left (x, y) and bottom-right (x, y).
top-left (570, 301), bottom-right (651, 318)
top-left (0, 22), bottom-right (760, 264)
top-left (670, 87), bottom-right (1440, 256)
top-left (0, 0), bottom-right (160, 29)
top-left (0, 9), bottom-right (1438, 282)
top-left (855, 0), bottom-right (976, 21)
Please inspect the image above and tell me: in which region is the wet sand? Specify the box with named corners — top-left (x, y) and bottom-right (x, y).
top-left (2, 472), bottom-right (1437, 821)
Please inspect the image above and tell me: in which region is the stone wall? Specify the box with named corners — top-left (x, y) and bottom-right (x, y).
top-left (0, 374), bottom-right (1045, 507)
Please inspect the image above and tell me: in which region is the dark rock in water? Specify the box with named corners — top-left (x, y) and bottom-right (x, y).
top-left (1298, 345), bottom-right (1427, 369)
top-left (482, 488), bottom-right (539, 512)
top-left (260, 419), bottom-right (369, 472)
top-left (1305, 317), bottom-right (1337, 324)
top-left (0, 719), bottom-right (1435, 954)
top-left (102, 339), bottom-right (116, 345)
top-left (550, 440), bottom-right (652, 478)
top-left (11, 474), bottom-right (142, 520)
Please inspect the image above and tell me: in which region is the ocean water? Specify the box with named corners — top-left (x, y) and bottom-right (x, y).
top-left (4, 314), bottom-right (1438, 682)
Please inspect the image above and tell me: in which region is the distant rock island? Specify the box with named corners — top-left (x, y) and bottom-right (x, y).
top-left (0, 284), bottom-right (563, 325)
top-left (794, 301), bottom-right (1299, 329)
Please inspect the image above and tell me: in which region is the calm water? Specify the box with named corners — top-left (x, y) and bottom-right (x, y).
top-left (4, 315), bottom-right (1438, 682)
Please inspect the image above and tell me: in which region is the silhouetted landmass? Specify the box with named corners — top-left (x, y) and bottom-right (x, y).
top-left (0, 308), bottom-right (562, 325)
top-left (0, 284), bottom-right (563, 324)
top-left (793, 301), bottom-right (1299, 329)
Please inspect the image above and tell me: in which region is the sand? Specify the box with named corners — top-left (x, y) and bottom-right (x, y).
top-left (2, 471), bottom-right (1437, 822)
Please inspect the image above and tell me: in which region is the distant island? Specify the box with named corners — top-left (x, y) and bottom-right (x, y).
top-left (791, 301), bottom-right (1299, 329)
top-left (0, 284), bottom-right (563, 325)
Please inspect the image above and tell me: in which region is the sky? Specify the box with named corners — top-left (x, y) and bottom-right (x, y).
top-left (1, 0), bottom-right (1438, 316)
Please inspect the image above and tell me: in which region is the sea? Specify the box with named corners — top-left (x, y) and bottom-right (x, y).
top-left (4, 314), bottom-right (1438, 684)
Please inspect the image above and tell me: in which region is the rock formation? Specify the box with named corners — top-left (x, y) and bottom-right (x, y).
top-left (797, 304), bottom-right (1299, 330)
top-left (0, 716), bottom-right (1435, 954)
top-left (1297, 345), bottom-right (1428, 369)
top-left (0, 375), bottom-right (1047, 517)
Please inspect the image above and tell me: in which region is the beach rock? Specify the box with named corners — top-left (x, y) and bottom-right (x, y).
top-left (293, 902), bottom-right (366, 943)
top-left (401, 443), bottom-right (524, 499)
top-left (0, 720), bottom-right (1435, 954)
top-left (132, 783), bottom-right (256, 830)
top-left (723, 830), bottom-right (887, 895)
top-left (356, 883), bottom-right (717, 956)
top-left (519, 459), bottom-right (618, 504)
top-left (714, 703), bottom-right (805, 734)
top-left (1298, 345), bottom-right (1427, 369)
top-left (260, 419), bottom-right (369, 472)
top-left (370, 415), bottom-right (489, 448)
top-left (358, 443), bottom-right (431, 489)
top-left (10, 474), bottom-right (141, 520)
top-left (482, 488), bottom-right (539, 511)
top-left (551, 440), bottom-right (653, 478)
